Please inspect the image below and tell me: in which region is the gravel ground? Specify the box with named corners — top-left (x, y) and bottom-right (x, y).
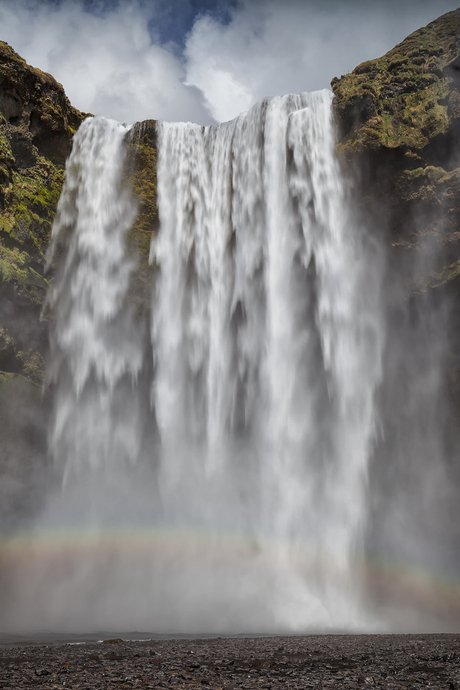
top-left (1, 633), bottom-right (460, 689)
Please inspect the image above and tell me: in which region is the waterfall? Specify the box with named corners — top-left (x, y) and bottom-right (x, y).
top-left (152, 90), bottom-right (383, 629)
top-left (1, 91), bottom-right (384, 633)
top-left (47, 117), bottom-right (145, 480)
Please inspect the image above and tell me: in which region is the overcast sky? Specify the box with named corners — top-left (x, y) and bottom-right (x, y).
top-left (0, 0), bottom-right (458, 125)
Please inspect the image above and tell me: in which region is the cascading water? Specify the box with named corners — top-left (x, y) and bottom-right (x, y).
top-left (152, 90), bottom-right (383, 630)
top-left (1, 90), bottom-right (384, 633)
top-left (47, 118), bottom-right (144, 480)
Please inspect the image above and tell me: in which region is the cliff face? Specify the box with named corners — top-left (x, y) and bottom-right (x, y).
top-left (124, 121), bottom-right (158, 318)
top-left (332, 8), bottom-right (460, 297)
top-left (0, 42), bottom-right (88, 525)
top-left (332, 8), bottom-right (460, 443)
top-left (0, 47), bottom-right (161, 526)
top-left (0, 41), bottom-right (87, 386)
top-left (332, 9), bottom-right (460, 618)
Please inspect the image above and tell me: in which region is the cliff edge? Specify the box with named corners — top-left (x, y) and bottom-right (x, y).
top-left (0, 42), bottom-right (88, 524)
top-left (0, 41), bottom-right (88, 386)
top-left (332, 9), bottom-right (460, 297)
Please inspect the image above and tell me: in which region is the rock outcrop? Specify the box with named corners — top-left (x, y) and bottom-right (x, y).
top-left (332, 6), bottom-right (460, 421)
top-left (0, 42), bottom-right (88, 525)
top-left (332, 9), bottom-right (460, 617)
top-left (124, 121), bottom-right (158, 318)
top-left (0, 41), bottom-right (87, 386)
top-left (334, 7), bottom-right (460, 436)
top-left (332, 8), bottom-right (460, 297)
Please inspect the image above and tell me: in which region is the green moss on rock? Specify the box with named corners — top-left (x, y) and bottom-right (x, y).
top-left (332, 9), bottom-right (460, 155)
top-left (123, 120), bottom-right (158, 318)
top-left (0, 41), bottom-right (88, 386)
top-left (332, 9), bottom-right (460, 299)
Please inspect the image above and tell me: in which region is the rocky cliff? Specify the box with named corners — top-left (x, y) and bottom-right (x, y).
top-left (0, 45), bottom-right (161, 527)
top-left (332, 6), bottom-right (460, 428)
top-left (332, 9), bottom-right (460, 618)
top-left (0, 42), bottom-right (88, 525)
top-left (332, 8), bottom-right (460, 297)
top-left (0, 41), bottom-right (87, 385)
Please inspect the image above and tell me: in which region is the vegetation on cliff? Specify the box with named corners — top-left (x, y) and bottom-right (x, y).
top-left (332, 9), bottom-right (460, 155)
top-left (0, 44), bottom-right (161, 525)
top-left (0, 38), bottom-right (160, 397)
top-left (332, 9), bottom-right (460, 297)
top-left (124, 120), bottom-right (158, 318)
top-left (0, 41), bottom-right (88, 387)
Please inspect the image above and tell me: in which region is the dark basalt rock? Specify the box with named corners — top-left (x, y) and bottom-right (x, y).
top-left (0, 41), bottom-right (89, 387)
top-left (0, 41), bottom-right (86, 166)
top-left (332, 9), bottom-right (460, 305)
top-left (123, 119), bottom-right (158, 319)
top-left (332, 9), bottom-right (460, 155)
top-left (332, 11), bottom-right (460, 612)
top-left (0, 43), bottom-right (88, 525)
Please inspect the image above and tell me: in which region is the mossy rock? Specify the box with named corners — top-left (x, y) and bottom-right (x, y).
top-left (123, 120), bottom-right (158, 318)
top-left (0, 40), bottom-right (88, 166)
top-left (331, 9), bottom-right (460, 300)
top-left (0, 42), bottom-right (88, 386)
top-left (332, 9), bottom-right (460, 156)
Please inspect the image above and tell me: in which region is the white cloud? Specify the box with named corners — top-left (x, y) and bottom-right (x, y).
top-left (184, 0), bottom-right (460, 122)
top-left (0, 0), bottom-right (214, 124)
top-left (0, 0), bottom-right (459, 125)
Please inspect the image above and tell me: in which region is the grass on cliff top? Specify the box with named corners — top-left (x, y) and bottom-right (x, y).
top-left (0, 40), bottom-right (63, 92)
top-left (332, 8), bottom-right (460, 154)
top-left (0, 40), bottom-right (88, 132)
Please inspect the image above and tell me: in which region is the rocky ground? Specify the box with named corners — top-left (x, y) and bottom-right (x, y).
top-left (0, 634), bottom-right (459, 689)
